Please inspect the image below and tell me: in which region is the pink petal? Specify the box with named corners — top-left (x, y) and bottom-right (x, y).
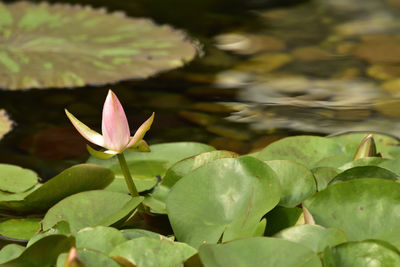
top-left (102, 90), bottom-right (130, 152)
top-left (127, 112), bottom-right (155, 148)
top-left (65, 109), bottom-right (104, 147)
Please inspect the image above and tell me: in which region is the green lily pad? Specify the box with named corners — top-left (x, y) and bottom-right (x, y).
top-left (198, 237), bottom-right (321, 267)
top-left (166, 157), bottom-right (280, 248)
top-left (0, 2), bottom-right (197, 90)
top-left (0, 164), bottom-right (38, 193)
top-left (338, 157), bottom-right (388, 171)
top-left (57, 249), bottom-right (120, 267)
top-left (265, 160), bottom-right (316, 207)
top-left (275, 225), bottom-right (347, 253)
top-left (323, 240), bottom-right (400, 267)
top-left (0, 244), bottom-right (25, 264)
top-left (121, 229), bottom-right (172, 241)
top-left (329, 132), bottom-right (399, 158)
top-left (1, 235), bottom-right (74, 267)
top-left (146, 150), bottom-right (238, 214)
top-left (109, 237), bottom-right (197, 267)
top-left (264, 206), bottom-right (303, 236)
top-left (89, 142), bottom-right (214, 180)
top-left (0, 218), bottom-right (41, 241)
top-left (0, 110), bottom-right (12, 141)
top-left (0, 184), bottom-right (41, 202)
top-left (313, 154), bottom-right (352, 169)
top-left (329, 166), bottom-right (399, 185)
top-left (312, 167), bottom-right (339, 191)
top-left (304, 179), bottom-right (400, 241)
top-left (0, 164), bottom-right (114, 215)
top-left (378, 159), bottom-right (400, 175)
top-left (42, 190), bottom-right (143, 232)
top-left (257, 136), bottom-right (344, 168)
top-left (75, 226), bottom-right (126, 254)
top-left (27, 221), bottom-right (70, 247)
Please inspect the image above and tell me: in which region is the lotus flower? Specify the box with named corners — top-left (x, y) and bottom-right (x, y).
top-left (65, 90), bottom-right (154, 159)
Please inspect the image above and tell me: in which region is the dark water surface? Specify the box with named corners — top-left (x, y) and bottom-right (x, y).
top-left (1, 0), bottom-right (400, 178)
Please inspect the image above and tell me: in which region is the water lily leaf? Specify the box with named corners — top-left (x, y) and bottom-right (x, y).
top-left (338, 157), bottom-right (388, 171)
top-left (27, 221), bottom-right (70, 247)
top-left (88, 142), bottom-right (215, 194)
top-left (313, 154), bottom-right (352, 169)
top-left (0, 110), bottom-right (12, 141)
top-left (1, 235), bottom-right (74, 267)
top-left (0, 185), bottom-right (41, 202)
top-left (275, 225), bottom-right (347, 253)
top-left (257, 136), bottom-right (344, 168)
top-left (42, 190), bottom-right (142, 232)
top-left (166, 157), bottom-right (281, 248)
top-left (312, 167), bottom-right (339, 191)
top-left (121, 229), bottom-right (172, 241)
top-left (0, 244), bottom-right (25, 264)
top-left (57, 249), bottom-right (120, 267)
top-left (0, 2), bottom-right (197, 90)
top-left (198, 237), bottom-right (321, 267)
top-left (0, 218), bottom-right (41, 241)
top-left (146, 150), bottom-right (238, 214)
top-left (304, 179), bottom-right (400, 241)
top-left (0, 164), bottom-right (38, 193)
top-left (0, 164), bottom-right (114, 215)
top-left (378, 159), bottom-right (400, 175)
top-left (75, 226), bottom-right (126, 254)
top-left (323, 240), bottom-right (400, 267)
top-left (329, 166), bottom-right (399, 185)
top-left (329, 132), bottom-right (399, 158)
top-left (109, 237), bottom-right (197, 267)
top-left (265, 160), bottom-right (316, 207)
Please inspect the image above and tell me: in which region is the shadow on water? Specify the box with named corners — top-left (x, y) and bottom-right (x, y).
top-left (1, 0), bottom-right (400, 178)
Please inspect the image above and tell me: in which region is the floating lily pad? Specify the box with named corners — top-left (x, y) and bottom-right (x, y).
top-left (75, 226), bottom-right (126, 254)
top-left (323, 240), bottom-right (400, 267)
top-left (0, 2), bottom-right (197, 90)
top-left (329, 166), bottom-right (399, 185)
top-left (120, 229), bottom-right (172, 241)
top-left (198, 237), bottom-right (321, 267)
top-left (275, 225), bottom-right (347, 253)
top-left (0, 244), bottom-right (25, 264)
top-left (265, 160), bottom-right (316, 207)
top-left (257, 136), bottom-right (344, 169)
top-left (0, 110), bottom-right (12, 140)
top-left (304, 179), bottom-right (400, 241)
top-left (166, 157), bottom-right (280, 248)
top-left (109, 237), bottom-right (197, 267)
top-left (0, 218), bottom-right (41, 241)
top-left (0, 164), bottom-right (38, 193)
top-left (0, 164), bottom-right (114, 215)
top-left (42, 190), bottom-right (143, 232)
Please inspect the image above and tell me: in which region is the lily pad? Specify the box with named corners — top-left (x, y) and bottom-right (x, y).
top-left (329, 166), bottom-right (399, 185)
top-left (275, 225), bottom-right (347, 253)
top-left (0, 1), bottom-right (197, 90)
top-left (0, 244), bottom-right (25, 264)
top-left (166, 157), bottom-right (280, 248)
top-left (0, 110), bottom-right (12, 141)
top-left (75, 226), bottom-right (126, 254)
top-left (109, 237), bottom-right (197, 267)
top-left (0, 164), bottom-right (114, 215)
top-left (42, 190), bottom-right (143, 232)
top-left (198, 237), bottom-right (321, 267)
top-left (312, 167), bottom-right (339, 191)
top-left (0, 218), bottom-right (41, 241)
top-left (265, 160), bottom-right (316, 207)
top-left (0, 164), bottom-right (38, 193)
top-left (323, 240), bottom-right (400, 267)
top-left (120, 229), bottom-right (172, 241)
top-left (257, 136), bottom-right (344, 168)
top-left (146, 150), bottom-right (238, 213)
top-left (304, 179), bottom-right (400, 241)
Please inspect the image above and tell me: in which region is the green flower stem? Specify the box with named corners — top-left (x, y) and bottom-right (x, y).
top-left (117, 153), bottom-right (139, 197)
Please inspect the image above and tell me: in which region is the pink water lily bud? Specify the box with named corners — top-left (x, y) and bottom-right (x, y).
top-left (65, 89), bottom-right (154, 158)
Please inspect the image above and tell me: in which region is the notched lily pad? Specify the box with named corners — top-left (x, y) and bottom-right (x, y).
top-left (0, 2), bottom-right (197, 90)
top-left (0, 164), bottom-right (38, 193)
top-left (0, 109), bottom-right (12, 140)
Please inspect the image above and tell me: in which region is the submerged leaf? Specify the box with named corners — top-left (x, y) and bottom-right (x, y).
top-left (0, 2), bottom-right (197, 90)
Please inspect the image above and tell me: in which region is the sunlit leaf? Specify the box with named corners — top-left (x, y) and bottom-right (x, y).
top-left (0, 2), bottom-right (197, 90)
top-left (0, 164), bottom-right (38, 193)
top-left (0, 218), bottom-right (41, 241)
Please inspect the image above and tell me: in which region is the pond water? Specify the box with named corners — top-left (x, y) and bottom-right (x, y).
top-left (1, 0), bottom-right (400, 178)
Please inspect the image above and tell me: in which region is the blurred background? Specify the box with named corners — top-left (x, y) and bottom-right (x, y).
top-left (1, 0), bottom-right (400, 178)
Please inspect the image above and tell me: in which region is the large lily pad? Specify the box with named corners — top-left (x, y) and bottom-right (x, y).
top-left (0, 2), bottom-right (197, 90)
top-left (198, 237), bottom-right (321, 267)
top-left (304, 179), bottom-right (400, 241)
top-left (0, 218), bottom-right (41, 241)
top-left (166, 157), bottom-right (281, 248)
top-left (0, 109), bottom-right (12, 140)
top-left (0, 164), bottom-right (38, 193)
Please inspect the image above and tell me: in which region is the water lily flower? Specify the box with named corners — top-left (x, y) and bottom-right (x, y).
top-left (65, 90), bottom-right (154, 159)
